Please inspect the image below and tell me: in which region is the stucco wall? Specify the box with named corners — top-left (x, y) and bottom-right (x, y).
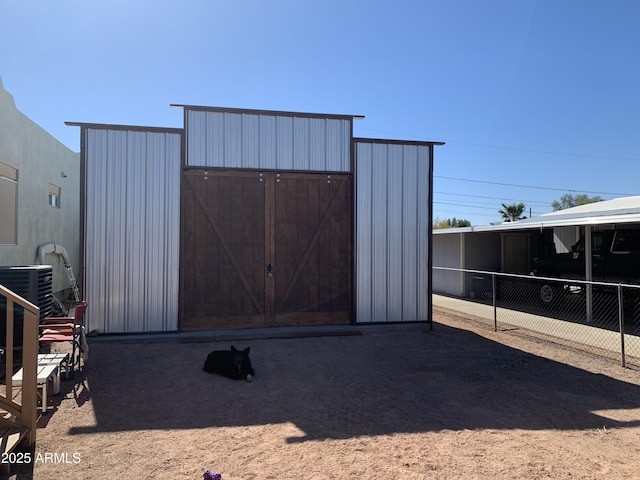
top-left (0, 77), bottom-right (80, 295)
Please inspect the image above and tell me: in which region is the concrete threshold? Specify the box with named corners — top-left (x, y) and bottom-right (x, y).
top-left (87, 321), bottom-right (430, 345)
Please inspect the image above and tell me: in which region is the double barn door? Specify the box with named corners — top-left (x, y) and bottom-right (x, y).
top-left (180, 170), bottom-right (352, 330)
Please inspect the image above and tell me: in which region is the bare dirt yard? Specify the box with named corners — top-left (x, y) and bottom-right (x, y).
top-left (7, 309), bottom-right (640, 479)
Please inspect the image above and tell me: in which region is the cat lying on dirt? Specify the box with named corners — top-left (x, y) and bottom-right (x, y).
top-left (203, 345), bottom-right (254, 381)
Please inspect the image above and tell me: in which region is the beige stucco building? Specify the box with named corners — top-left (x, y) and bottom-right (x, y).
top-left (0, 77), bottom-right (80, 296)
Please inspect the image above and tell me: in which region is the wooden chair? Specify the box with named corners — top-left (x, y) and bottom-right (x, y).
top-left (38, 301), bottom-right (87, 374)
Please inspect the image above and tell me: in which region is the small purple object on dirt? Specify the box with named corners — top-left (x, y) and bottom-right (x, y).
top-left (203, 470), bottom-right (222, 480)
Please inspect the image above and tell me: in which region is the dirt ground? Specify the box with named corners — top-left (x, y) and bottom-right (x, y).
top-left (6, 309), bottom-right (640, 480)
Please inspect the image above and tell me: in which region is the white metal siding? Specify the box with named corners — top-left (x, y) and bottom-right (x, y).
top-left (554, 226), bottom-right (580, 253)
top-left (84, 128), bottom-right (181, 333)
top-left (432, 233), bottom-right (464, 296)
top-left (355, 141), bottom-right (432, 323)
top-left (186, 110), bottom-right (351, 171)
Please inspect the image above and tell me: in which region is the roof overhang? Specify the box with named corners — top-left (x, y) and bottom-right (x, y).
top-left (170, 104), bottom-right (365, 121)
top-left (434, 195), bottom-right (640, 234)
top-left (434, 212), bottom-right (640, 234)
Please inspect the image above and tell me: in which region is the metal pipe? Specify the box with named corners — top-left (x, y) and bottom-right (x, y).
top-left (618, 284), bottom-right (626, 367)
top-left (492, 273), bottom-right (497, 332)
top-left (585, 225), bottom-right (593, 323)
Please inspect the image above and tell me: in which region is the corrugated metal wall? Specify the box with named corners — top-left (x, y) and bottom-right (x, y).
top-left (185, 109), bottom-right (352, 171)
top-left (355, 140), bottom-right (432, 323)
top-left (83, 127), bottom-right (182, 333)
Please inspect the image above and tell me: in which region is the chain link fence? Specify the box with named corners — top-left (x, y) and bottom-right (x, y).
top-left (433, 267), bottom-right (640, 367)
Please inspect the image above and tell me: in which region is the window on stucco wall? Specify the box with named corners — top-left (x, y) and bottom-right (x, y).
top-left (0, 161), bottom-right (18, 245)
top-left (48, 183), bottom-right (61, 208)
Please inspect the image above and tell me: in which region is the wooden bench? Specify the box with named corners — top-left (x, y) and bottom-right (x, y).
top-left (36, 353), bottom-right (71, 391)
top-left (12, 353), bottom-right (69, 415)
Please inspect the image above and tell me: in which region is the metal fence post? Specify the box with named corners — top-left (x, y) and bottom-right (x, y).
top-left (618, 284), bottom-right (626, 367)
top-left (492, 273), bottom-right (497, 332)
top-left (431, 266), bottom-right (640, 368)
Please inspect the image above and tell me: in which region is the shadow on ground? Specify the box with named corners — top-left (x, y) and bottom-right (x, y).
top-left (64, 323), bottom-right (640, 442)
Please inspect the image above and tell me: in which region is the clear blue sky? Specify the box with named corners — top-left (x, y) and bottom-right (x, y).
top-left (2, 0), bottom-right (639, 226)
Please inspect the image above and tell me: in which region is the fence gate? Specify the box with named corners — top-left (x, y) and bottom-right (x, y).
top-left (180, 170), bottom-right (352, 330)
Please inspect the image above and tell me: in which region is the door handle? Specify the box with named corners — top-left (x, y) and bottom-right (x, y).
top-left (266, 264), bottom-right (273, 277)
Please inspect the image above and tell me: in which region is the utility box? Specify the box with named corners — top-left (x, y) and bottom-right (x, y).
top-left (0, 265), bottom-right (53, 346)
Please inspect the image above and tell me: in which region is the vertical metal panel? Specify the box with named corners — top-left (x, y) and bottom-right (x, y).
top-left (106, 130), bottom-right (127, 332)
top-left (387, 146), bottom-right (404, 320)
top-left (276, 116), bottom-right (294, 170)
top-left (207, 111), bottom-right (224, 167)
top-left (326, 119), bottom-right (345, 171)
top-left (84, 129), bottom-right (107, 333)
top-left (186, 109), bottom-right (351, 171)
top-left (224, 113), bottom-right (242, 169)
top-left (84, 127), bottom-right (181, 333)
top-left (187, 110), bottom-right (205, 167)
top-left (416, 147), bottom-right (430, 317)
top-left (125, 132), bottom-right (146, 331)
top-left (355, 141), bottom-right (432, 323)
top-left (293, 117), bottom-right (310, 171)
top-left (355, 142), bottom-right (373, 322)
top-left (370, 145), bottom-right (388, 322)
top-left (309, 117), bottom-right (325, 170)
top-left (259, 115), bottom-right (277, 169)
top-left (242, 113), bottom-right (260, 168)
top-left (402, 149), bottom-right (419, 318)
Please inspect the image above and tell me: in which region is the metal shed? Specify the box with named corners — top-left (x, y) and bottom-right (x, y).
top-left (68, 106), bottom-right (443, 334)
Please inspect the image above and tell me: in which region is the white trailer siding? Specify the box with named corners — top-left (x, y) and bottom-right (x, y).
top-left (553, 226), bottom-right (580, 253)
top-left (433, 232), bottom-right (464, 297)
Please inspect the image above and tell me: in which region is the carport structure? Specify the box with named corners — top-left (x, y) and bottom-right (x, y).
top-left (67, 106), bottom-right (443, 334)
top-left (433, 195), bottom-right (640, 302)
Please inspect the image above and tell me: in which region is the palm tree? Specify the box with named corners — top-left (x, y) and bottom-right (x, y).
top-left (498, 202), bottom-right (526, 222)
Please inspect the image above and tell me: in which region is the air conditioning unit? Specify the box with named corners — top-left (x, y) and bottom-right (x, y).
top-left (0, 265), bottom-right (53, 347)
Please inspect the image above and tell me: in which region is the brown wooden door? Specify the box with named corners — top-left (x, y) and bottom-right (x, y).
top-left (272, 173), bottom-right (352, 326)
top-left (180, 170), bottom-right (352, 330)
top-left (181, 170), bottom-right (267, 330)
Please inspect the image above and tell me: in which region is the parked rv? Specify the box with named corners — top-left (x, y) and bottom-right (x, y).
top-left (531, 229), bottom-right (640, 303)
